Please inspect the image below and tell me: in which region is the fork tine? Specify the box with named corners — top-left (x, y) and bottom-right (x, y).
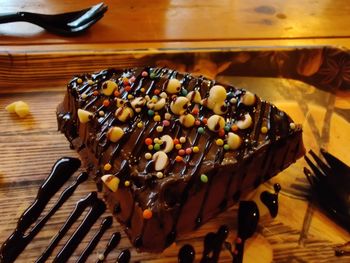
top-left (320, 148), bottom-right (350, 174)
top-left (304, 154), bottom-right (326, 180)
top-left (303, 167), bottom-right (316, 186)
top-left (67, 2), bottom-right (106, 28)
top-left (309, 150), bottom-right (333, 177)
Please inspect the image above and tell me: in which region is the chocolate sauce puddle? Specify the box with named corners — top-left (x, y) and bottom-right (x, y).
top-left (260, 183), bottom-right (281, 218)
top-left (76, 216), bottom-right (113, 263)
top-left (0, 157), bottom-right (82, 263)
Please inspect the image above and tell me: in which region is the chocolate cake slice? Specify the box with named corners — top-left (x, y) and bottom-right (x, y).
top-left (57, 67), bottom-right (305, 252)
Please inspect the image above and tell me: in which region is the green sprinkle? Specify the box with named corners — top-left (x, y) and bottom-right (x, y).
top-left (200, 174), bottom-right (208, 183)
top-left (181, 88), bottom-right (188, 96)
top-left (198, 127), bottom-right (205, 134)
top-left (154, 143), bottom-right (161, 151)
top-left (150, 72), bottom-right (157, 79)
top-left (148, 109), bottom-right (155, 116)
top-left (224, 144), bottom-right (230, 151)
top-left (224, 125), bottom-right (231, 132)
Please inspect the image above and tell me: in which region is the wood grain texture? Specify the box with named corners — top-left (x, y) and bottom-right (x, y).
top-left (0, 73), bottom-right (349, 262)
top-left (0, 0), bottom-right (350, 45)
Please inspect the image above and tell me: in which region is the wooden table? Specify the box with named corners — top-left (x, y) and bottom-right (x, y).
top-left (0, 1), bottom-right (350, 262)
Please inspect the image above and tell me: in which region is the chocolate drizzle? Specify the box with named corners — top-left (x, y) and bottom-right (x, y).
top-left (260, 183), bottom-right (281, 218)
top-left (0, 157), bottom-right (82, 263)
top-left (178, 244), bottom-right (195, 263)
top-left (200, 225), bottom-right (229, 263)
top-left (96, 232), bottom-right (121, 263)
top-left (117, 249), bottom-right (131, 263)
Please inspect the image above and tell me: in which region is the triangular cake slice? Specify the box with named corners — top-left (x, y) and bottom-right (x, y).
top-left (57, 67), bottom-right (305, 252)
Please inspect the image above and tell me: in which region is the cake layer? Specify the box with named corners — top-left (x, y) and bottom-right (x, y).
top-left (57, 67), bottom-right (305, 252)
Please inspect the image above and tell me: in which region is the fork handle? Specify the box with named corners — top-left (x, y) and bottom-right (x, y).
top-left (0, 12), bottom-right (25, 24)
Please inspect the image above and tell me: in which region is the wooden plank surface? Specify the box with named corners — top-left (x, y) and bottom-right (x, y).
top-left (0, 71), bottom-right (349, 262)
top-left (1, 0), bottom-right (350, 46)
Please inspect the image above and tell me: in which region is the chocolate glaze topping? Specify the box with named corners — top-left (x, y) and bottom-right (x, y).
top-left (57, 67), bottom-right (305, 251)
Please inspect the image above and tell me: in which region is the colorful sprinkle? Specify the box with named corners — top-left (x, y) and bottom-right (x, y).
top-left (122, 78), bottom-right (129, 86)
top-left (230, 98), bottom-right (237, 104)
top-left (143, 209), bottom-right (153, 219)
top-left (150, 72), bottom-right (157, 79)
top-left (178, 149), bottom-right (185, 156)
top-left (218, 129), bottom-right (225, 137)
top-left (148, 145), bottom-right (154, 150)
top-left (140, 88), bottom-right (146, 93)
top-left (98, 110), bottom-right (105, 116)
top-left (154, 138), bottom-right (162, 144)
top-left (154, 89), bottom-right (160, 95)
top-left (216, 139), bottom-right (224, 146)
top-left (173, 138), bottom-right (180, 145)
top-left (88, 80), bottom-right (94, 85)
top-left (141, 71), bottom-right (148, 77)
top-left (198, 127), bottom-right (205, 134)
top-left (137, 121), bottom-right (143, 128)
top-left (179, 137), bottom-right (186, 143)
top-left (195, 120), bottom-right (201, 126)
top-left (103, 99), bottom-right (110, 107)
top-left (181, 88), bottom-right (188, 96)
top-left (81, 93), bottom-right (87, 99)
top-left (192, 107), bottom-right (199, 115)
top-left (261, 126), bottom-right (268, 134)
top-left (154, 143), bottom-right (161, 151)
top-left (175, 144), bottom-right (182, 150)
top-left (124, 85), bottom-right (132, 92)
top-left (175, 156), bottom-right (183, 162)
top-left (185, 148), bottom-right (192, 155)
top-left (93, 90), bottom-right (99, 96)
top-left (124, 180), bottom-right (130, 187)
top-left (148, 110), bottom-right (155, 116)
top-left (231, 124), bottom-right (238, 132)
top-left (202, 118), bottom-right (208, 125)
top-left (156, 126), bottom-right (164, 133)
top-left (290, 123), bottom-right (296, 130)
top-left (114, 90), bottom-right (120, 97)
top-left (154, 115), bottom-right (161, 122)
top-left (224, 125), bottom-right (231, 132)
top-left (77, 78), bottom-right (83, 84)
top-left (236, 237), bottom-right (242, 244)
top-left (145, 138), bottom-right (153, 145)
top-left (224, 144), bottom-right (230, 151)
top-left (129, 76), bottom-right (136, 83)
top-left (104, 163), bottom-right (112, 171)
top-left (127, 94), bottom-right (134, 100)
top-left (163, 120), bottom-right (170, 126)
top-left (193, 146), bottom-right (199, 153)
top-left (200, 174), bottom-right (208, 183)
top-left (145, 153), bottom-right (152, 159)
top-left (156, 172), bottom-right (164, 179)
top-left (164, 113), bottom-right (172, 120)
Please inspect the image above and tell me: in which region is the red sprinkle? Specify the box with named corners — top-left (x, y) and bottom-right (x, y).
top-left (192, 107), bottom-right (199, 115)
top-left (185, 148), bottom-right (192, 155)
top-left (124, 85), bottom-right (132, 92)
top-left (202, 118), bottom-right (208, 124)
top-left (163, 120), bottom-right (170, 126)
top-left (141, 71), bottom-right (148, 77)
top-left (143, 209), bottom-right (153, 219)
top-left (178, 149), bottom-right (185, 156)
top-left (195, 120), bottom-right (201, 126)
top-left (173, 138), bottom-right (180, 145)
top-left (154, 89), bottom-right (160, 95)
top-left (123, 78), bottom-right (129, 86)
top-left (129, 76), bottom-right (136, 83)
top-left (114, 90), bottom-right (120, 97)
top-left (218, 129), bottom-right (225, 137)
top-left (236, 237), bottom-right (242, 244)
top-left (103, 100), bottom-right (110, 107)
top-left (93, 90), bottom-right (99, 96)
top-left (145, 138), bottom-right (153, 145)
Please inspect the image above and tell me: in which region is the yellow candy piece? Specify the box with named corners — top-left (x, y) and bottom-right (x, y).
top-left (77, 109), bottom-right (93, 123)
top-left (6, 101), bottom-right (30, 118)
top-left (107, 126), bottom-right (124, 142)
top-left (101, 174), bottom-right (120, 192)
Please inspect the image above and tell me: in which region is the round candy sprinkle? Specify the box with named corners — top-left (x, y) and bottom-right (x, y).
top-left (192, 107), bottom-right (199, 115)
top-left (198, 127), bottom-right (205, 134)
top-left (193, 146), bottom-right (199, 153)
top-left (151, 96), bottom-right (158, 103)
top-left (175, 144), bottom-right (182, 150)
top-left (127, 94), bottom-right (134, 100)
top-left (218, 129), bottom-right (225, 137)
top-left (98, 254), bottom-right (105, 261)
top-left (104, 163), bottom-right (112, 171)
top-left (195, 120), bottom-right (201, 126)
top-left (93, 90), bottom-right (99, 96)
top-left (137, 121), bottom-right (143, 128)
top-left (163, 120), bottom-right (170, 126)
top-left (148, 110), bottom-right (155, 116)
top-left (216, 139), bottom-right (224, 146)
top-left (98, 110), bottom-right (105, 117)
top-left (154, 115), bottom-right (161, 122)
top-left (236, 237), bottom-right (242, 244)
top-left (231, 124), bottom-right (238, 132)
top-left (148, 145), bottom-right (154, 150)
top-left (200, 174), bottom-right (208, 183)
top-left (224, 125), bottom-right (231, 132)
top-left (77, 78), bottom-right (83, 84)
top-left (156, 126), bottom-right (164, 133)
top-left (145, 138), bottom-right (153, 145)
top-left (224, 144), bottom-right (230, 151)
top-left (140, 88), bottom-right (146, 93)
top-left (114, 90), bottom-right (120, 97)
top-left (185, 148), bottom-right (192, 155)
top-left (129, 76), bottom-right (136, 83)
top-left (156, 172), bottom-right (164, 179)
top-left (143, 209), bottom-right (153, 219)
top-left (124, 180), bottom-right (130, 187)
top-left (179, 137), bottom-right (186, 143)
top-left (145, 153), bottom-right (152, 159)
top-left (173, 138), bottom-right (180, 145)
top-left (175, 156), bottom-right (183, 162)
top-left (150, 72), bottom-right (157, 79)
top-left (141, 71), bottom-right (148, 77)
top-left (261, 126), bottom-right (268, 134)
top-left (181, 88), bottom-right (188, 96)
top-left (123, 78), bottom-right (129, 86)
top-left (154, 143), bottom-right (161, 151)
top-left (81, 93), bottom-right (87, 99)
top-left (230, 98), bottom-right (237, 104)
top-left (103, 99), bottom-right (110, 107)
top-left (178, 149), bottom-right (185, 156)
top-left (154, 89), bottom-right (160, 95)
top-left (202, 118), bottom-right (208, 125)
top-left (164, 113), bottom-right (172, 120)
top-left (88, 80), bottom-right (94, 85)
top-left (290, 123), bottom-right (296, 130)
top-left (124, 85), bottom-right (132, 92)
top-left (154, 138), bottom-right (161, 144)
